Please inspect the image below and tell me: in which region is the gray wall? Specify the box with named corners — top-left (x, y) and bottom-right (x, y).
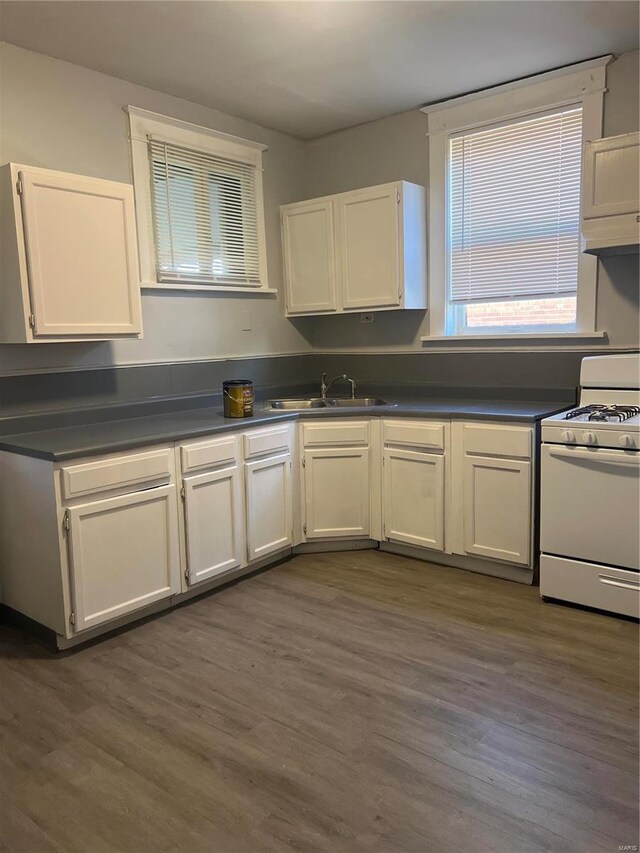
top-left (0, 43), bottom-right (637, 382)
top-left (0, 42), bottom-right (314, 375)
top-left (303, 50), bottom-right (640, 352)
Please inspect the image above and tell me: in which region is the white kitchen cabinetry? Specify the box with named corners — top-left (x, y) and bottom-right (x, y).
top-left (581, 132), bottom-right (640, 255)
top-left (244, 425), bottom-right (293, 561)
top-left (0, 163), bottom-right (143, 343)
top-left (0, 445), bottom-right (181, 641)
top-left (245, 455), bottom-right (292, 560)
top-left (451, 423), bottom-right (533, 566)
top-left (301, 421), bottom-right (371, 539)
top-left (281, 198), bottom-right (337, 314)
top-left (0, 415), bottom-right (539, 648)
top-left (382, 420), bottom-right (448, 551)
top-left (67, 486), bottom-right (179, 631)
top-left (281, 181), bottom-right (426, 316)
top-left (61, 447), bottom-right (181, 632)
top-left (178, 436), bottom-right (246, 588)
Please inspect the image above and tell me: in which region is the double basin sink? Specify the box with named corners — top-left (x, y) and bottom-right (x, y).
top-left (268, 397), bottom-right (388, 410)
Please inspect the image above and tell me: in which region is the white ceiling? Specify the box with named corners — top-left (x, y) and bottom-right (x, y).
top-left (1, 1), bottom-right (638, 139)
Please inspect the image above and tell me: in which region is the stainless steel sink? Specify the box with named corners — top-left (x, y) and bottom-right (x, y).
top-left (325, 398), bottom-right (388, 407)
top-left (268, 398), bottom-right (327, 409)
top-left (267, 397), bottom-right (389, 410)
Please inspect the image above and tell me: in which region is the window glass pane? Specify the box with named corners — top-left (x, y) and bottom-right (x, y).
top-left (464, 296), bottom-right (577, 329)
top-left (149, 139), bottom-right (261, 285)
top-left (448, 107), bottom-right (583, 308)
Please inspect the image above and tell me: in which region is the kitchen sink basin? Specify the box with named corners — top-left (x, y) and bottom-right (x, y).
top-left (268, 398), bottom-right (327, 409)
top-left (267, 397), bottom-right (389, 410)
top-left (326, 397), bottom-right (388, 407)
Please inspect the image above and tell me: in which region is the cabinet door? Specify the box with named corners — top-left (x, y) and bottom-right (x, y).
top-left (383, 448), bottom-right (444, 551)
top-left (304, 447), bottom-right (370, 539)
top-left (20, 169), bottom-right (142, 337)
top-left (583, 133), bottom-right (640, 219)
top-left (336, 185), bottom-right (401, 310)
top-left (67, 485), bottom-right (180, 632)
top-left (245, 453), bottom-right (292, 561)
top-left (282, 199), bottom-right (337, 314)
top-left (183, 466), bottom-right (245, 586)
top-left (463, 455), bottom-right (531, 565)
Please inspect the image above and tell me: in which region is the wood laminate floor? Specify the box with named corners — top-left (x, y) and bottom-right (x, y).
top-left (0, 551), bottom-right (638, 853)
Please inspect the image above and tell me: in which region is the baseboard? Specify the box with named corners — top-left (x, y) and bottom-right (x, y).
top-left (380, 542), bottom-right (535, 585)
top-left (293, 539), bottom-right (379, 554)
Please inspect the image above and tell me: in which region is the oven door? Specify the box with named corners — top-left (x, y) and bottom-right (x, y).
top-left (541, 444), bottom-right (640, 569)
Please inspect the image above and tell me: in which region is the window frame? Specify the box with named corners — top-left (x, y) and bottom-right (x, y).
top-left (423, 57), bottom-right (610, 342)
top-left (127, 106), bottom-right (274, 294)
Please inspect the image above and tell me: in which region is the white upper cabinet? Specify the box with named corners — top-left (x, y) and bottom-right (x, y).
top-left (0, 163), bottom-right (143, 343)
top-left (282, 198), bottom-right (337, 314)
top-left (336, 184), bottom-right (401, 310)
top-left (281, 181), bottom-right (427, 317)
top-left (581, 132), bottom-right (640, 255)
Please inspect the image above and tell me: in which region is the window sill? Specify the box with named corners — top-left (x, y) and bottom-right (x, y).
top-left (420, 331), bottom-right (607, 343)
top-left (142, 282), bottom-right (278, 295)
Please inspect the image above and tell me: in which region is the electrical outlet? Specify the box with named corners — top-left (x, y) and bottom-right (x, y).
top-left (361, 313), bottom-right (375, 324)
top-left (241, 310), bottom-right (251, 331)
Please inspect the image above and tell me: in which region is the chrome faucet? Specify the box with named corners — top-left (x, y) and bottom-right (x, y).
top-left (321, 372), bottom-right (357, 399)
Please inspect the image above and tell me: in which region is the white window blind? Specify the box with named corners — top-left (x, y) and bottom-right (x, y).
top-left (149, 138), bottom-right (261, 286)
top-left (448, 106), bottom-right (583, 305)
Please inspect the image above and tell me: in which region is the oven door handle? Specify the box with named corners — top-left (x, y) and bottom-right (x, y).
top-left (598, 574), bottom-right (640, 591)
top-left (547, 446), bottom-right (640, 468)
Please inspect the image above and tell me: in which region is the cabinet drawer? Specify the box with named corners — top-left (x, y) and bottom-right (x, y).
top-left (243, 425), bottom-right (291, 460)
top-left (180, 435), bottom-right (238, 474)
top-left (383, 420), bottom-right (445, 451)
top-left (540, 555), bottom-right (639, 619)
top-left (463, 424), bottom-right (532, 459)
top-left (61, 448), bottom-right (172, 500)
top-left (302, 420), bottom-right (369, 447)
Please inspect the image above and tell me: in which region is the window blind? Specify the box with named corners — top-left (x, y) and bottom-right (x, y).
top-left (148, 139), bottom-right (261, 285)
top-left (448, 106), bottom-right (583, 304)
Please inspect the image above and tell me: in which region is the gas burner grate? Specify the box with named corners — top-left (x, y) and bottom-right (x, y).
top-left (565, 404), bottom-right (640, 422)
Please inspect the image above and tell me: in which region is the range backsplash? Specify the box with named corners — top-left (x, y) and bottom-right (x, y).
top-left (0, 349), bottom-right (620, 433)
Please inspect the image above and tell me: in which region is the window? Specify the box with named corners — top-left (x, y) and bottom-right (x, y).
top-left (128, 107), bottom-right (271, 292)
top-left (424, 57), bottom-right (609, 342)
top-left (447, 107), bottom-right (583, 335)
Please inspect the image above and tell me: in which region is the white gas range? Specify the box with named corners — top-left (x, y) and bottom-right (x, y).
top-left (540, 354), bottom-right (640, 618)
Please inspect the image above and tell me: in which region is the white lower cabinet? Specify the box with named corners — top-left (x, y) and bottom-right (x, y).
top-left (451, 422), bottom-right (533, 567)
top-left (383, 447), bottom-right (445, 550)
top-left (462, 455), bottom-right (531, 565)
top-left (304, 447), bottom-right (370, 538)
top-left (182, 465), bottom-right (245, 586)
top-left (67, 484), bottom-right (180, 631)
top-left (245, 453), bottom-right (293, 560)
top-left (301, 420), bottom-right (371, 540)
top-left (0, 415), bottom-right (538, 646)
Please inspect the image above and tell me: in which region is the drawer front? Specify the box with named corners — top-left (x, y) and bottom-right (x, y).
top-left (302, 420), bottom-right (369, 447)
top-left (463, 424), bottom-right (532, 459)
top-left (180, 435), bottom-right (238, 474)
top-left (383, 420), bottom-right (445, 451)
top-left (540, 555), bottom-right (639, 619)
top-left (243, 425), bottom-right (291, 460)
top-left (61, 448), bottom-right (173, 500)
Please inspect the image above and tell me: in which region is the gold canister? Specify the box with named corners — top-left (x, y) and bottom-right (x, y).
top-left (223, 380), bottom-right (254, 418)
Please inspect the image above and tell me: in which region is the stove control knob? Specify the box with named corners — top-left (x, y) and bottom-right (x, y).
top-left (619, 434), bottom-right (635, 449)
top-left (561, 430), bottom-right (576, 443)
top-left (583, 431), bottom-right (597, 445)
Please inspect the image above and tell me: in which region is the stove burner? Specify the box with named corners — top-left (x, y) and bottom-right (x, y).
top-left (565, 404), bottom-right (640, 422)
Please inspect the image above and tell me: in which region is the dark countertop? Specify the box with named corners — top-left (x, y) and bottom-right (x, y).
top-left (0, 395), bottom-right (572, 462)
